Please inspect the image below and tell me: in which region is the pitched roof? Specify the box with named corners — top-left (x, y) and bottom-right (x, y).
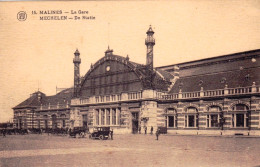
top-left (13, 91), bottom-right (46, 109)
top-left (13, 88), bottom-right (73, 109)
top-left (168, 49), bottom-right (260, 93)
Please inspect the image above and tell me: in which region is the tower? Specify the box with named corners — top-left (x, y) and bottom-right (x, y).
top-left (145, 25), bottom-right (155, 69)
top-left (73, 49), bottom-right (81, 97)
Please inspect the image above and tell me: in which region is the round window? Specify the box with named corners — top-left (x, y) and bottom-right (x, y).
top-left (106, 65), bottom-right (111, 72)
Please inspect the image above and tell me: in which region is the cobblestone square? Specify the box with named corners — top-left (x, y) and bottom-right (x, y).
top-left (1, 134), bottom-right (260, 167)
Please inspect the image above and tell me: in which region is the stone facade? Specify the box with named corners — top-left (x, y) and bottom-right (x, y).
top-left (13, 26), bottom-right (260, 135)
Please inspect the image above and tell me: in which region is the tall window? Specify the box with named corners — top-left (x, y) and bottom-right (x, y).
top-left (51, 115), bottom-right (57, 129)
top-left (231, 104), bottom-right (249, 128)
top-left (107, 110), bottom-right (110, 125)
top-left (112, 109), bottom-right (116, 125)
top-left (206, 106), bottom-right (222, 128)
top-left (43, 115), bottom-right (48, 129)
top-left (38, 120), bottom-right (41, 129)
top-left (185, 107), bottom-right (198, 128)
top-left (96, 110), bottom-right (99, 125)
top-left (60, 114), bottom-right (66, 128)
top-left (165, 108), bottom-right (177, 128)
top-left (101, 109), bottom-right (105, 125)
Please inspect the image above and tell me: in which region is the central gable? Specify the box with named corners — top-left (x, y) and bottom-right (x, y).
top-left (79, 55), bottom-right (143, 97)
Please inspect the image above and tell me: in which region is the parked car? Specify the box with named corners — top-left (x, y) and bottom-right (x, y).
top-left (69, 127), bottom-right (87, 138)
top-left (158, 126), bottom-right (167, 134)
top-left (89, 127), bottom-right (110, 140)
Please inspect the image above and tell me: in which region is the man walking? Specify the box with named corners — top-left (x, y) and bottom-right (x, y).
top-left (144, 126), bottom-right (147, 135)
top-left (110, 129), bottom-right (113, 140)
top-left (156, 129), bottom-right (160, 140)
top-left (150, 126), bottom-right (153, 135)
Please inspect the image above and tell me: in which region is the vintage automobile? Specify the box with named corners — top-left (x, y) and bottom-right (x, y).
top-left (69, 127), bottom-right (87, 138)
top-left (89, 127), bottom-right (110, 140)
top-left (157, 126), bottom-right (167, 134)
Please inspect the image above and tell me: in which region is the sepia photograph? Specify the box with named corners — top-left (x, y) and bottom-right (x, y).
top-left (0, 1), bottom-right (260, 166)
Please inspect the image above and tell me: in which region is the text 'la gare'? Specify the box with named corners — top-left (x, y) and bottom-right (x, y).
top-left (71, 10), bottom-right (89, 14)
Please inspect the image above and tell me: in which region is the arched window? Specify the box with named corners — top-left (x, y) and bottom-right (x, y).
top-left (165, 108), bottom-right (177, 128)
top-left (185, 107), bottom-right (198, 128)
top-left (231, 104), bottom-right (249, 128)
top-left (206, 106), bottom-right (222, 128)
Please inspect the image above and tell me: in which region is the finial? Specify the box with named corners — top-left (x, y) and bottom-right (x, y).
top-left (105, 46), bottom-right (113, 56)
top-left (74, 48), bottom-right (80, 55)
top-left (126, 55), bottom-right (129, 61)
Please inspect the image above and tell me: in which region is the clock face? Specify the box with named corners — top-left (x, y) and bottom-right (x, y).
top-left (106, 65), bottom-right (110, 72)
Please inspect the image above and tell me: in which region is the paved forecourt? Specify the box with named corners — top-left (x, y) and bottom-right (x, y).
top-left (0, 134), bottom-right (260, 167)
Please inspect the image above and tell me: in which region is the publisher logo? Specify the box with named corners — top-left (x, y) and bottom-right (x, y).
top-left (17, 11), bottom-right (27, 21)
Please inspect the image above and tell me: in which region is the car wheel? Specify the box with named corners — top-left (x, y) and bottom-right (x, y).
top-left (80, 132), bottom-right (85, 138)
top-left (99, 135), bottom-right (104, 140)
top-left (75, 133), bottom-right (80, 138)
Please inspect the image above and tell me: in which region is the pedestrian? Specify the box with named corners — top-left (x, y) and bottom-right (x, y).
top-left (138, 126), bottom-right (141, 134)
top-left (156, 129), bottom-right (160, 140)
top-left (151, 126), bottom-right (153, 135)
top-left (144, 126), bottom-right (147, 134)
top-left (110, 129), bottom-right (113, 140)
top-left (3, 129), bottom-right (6, 137)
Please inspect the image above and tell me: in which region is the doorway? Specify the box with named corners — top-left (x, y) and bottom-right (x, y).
top-left (132, 112), bottom-right (139, 134)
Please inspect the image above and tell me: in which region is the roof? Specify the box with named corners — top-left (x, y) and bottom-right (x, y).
top-left (155, 69), bottom-right (174, 82)
top-left (13, 91), bottom-right (46, 109)
top-left (13, 88), bottom-right (73, 109)
top-left (167, 49), bottom-right (260, 93)
top-left (158, 48), bottom-right (260, 71)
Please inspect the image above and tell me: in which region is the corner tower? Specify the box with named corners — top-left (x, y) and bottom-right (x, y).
top-left (73, 49), bottom-right (81, 97)
top-left (145, 25), bottom-right (155, 69)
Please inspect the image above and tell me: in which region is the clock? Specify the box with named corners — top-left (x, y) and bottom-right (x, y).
top-left (106, 65), bottom-right (110, 72)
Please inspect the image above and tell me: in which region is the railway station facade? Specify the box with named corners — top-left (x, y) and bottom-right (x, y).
top-left (13, 26), bottom-right (260, 135)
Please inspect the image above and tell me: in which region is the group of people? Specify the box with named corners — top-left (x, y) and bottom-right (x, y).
top-left (138, 126), bottom-right (160, 140)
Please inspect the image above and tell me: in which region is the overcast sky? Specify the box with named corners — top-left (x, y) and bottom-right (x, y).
top-left (0, 1), bottom-right (260, 122)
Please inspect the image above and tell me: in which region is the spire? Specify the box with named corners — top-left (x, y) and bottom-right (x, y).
top-left (73, 48), bottom-right (81, 97)
top-left (145, 25), bottom-right (155, 69)
top-left (74, 48), bottom-right (80, 55)
top-left (146, 25), bottom-right (154, 35)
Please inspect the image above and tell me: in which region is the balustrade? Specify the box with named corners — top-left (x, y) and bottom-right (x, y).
top-left (158, 85), bottom-right (259, 100)
top-left (68, 85), bottom-right (259, 105)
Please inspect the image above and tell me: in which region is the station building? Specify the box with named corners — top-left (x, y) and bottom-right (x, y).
top-left (13, 26), bottom-right (260, 135)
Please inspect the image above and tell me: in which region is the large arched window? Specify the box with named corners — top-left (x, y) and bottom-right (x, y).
top-left (206, 106), bottom-right (222, 128)
top-left (165, 108), bottom-right (178, 128)
top-left (231, 104), bottom-right (249, 128)
top-left (185, 107), bottom-right (198, 128)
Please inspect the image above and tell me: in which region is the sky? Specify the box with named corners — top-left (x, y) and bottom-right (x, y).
top-left (0, 0), bottom-right (260, 122)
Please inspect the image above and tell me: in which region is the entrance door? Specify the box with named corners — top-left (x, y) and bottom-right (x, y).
top-left (132, 112), bottom-right (139, 134)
